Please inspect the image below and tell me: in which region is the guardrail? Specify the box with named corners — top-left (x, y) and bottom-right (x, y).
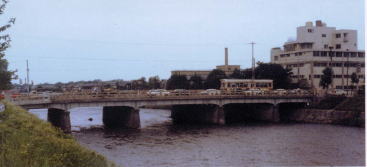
top-left (9, 90), bottom-right (314, 104)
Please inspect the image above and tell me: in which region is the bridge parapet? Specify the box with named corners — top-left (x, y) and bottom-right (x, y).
top-left (9, 90), bottom-right (314, 109)
top-left (49, 91), bottom-right (314, 103)
top-left (10, 95), bottom-right (51, 106)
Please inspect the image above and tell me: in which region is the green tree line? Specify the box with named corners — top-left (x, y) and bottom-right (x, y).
top-left (166, 63), bottom-right (294, 90)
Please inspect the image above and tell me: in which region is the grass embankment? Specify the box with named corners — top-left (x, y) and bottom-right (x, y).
top-left (0, 101), bottom-right (115, 167)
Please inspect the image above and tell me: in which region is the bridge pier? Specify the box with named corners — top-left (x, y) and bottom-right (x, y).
top-left (224, 103), bottom-right (280, 123)
top-left (47, 108), bottom-right (71, 133)
top-left (272, 104), bottom-right (280, 122)
top-left (251, 104), bottom-right (280, 122)
top-left (171, 104), bottom-right (225, 125)
top-left (102, 106), bottom-right (140, 129)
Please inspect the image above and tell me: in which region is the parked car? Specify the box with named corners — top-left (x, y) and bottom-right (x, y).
top-left (273, 89), bottom-right (287, 95)
top-left (200, 89), bottom-right (221, 95)
top-left (147, 89), bottom-right (170, 96)
top-left (243, 88), bottom-right (264, 95)
top-left (171, 89), bottom-right (189, 96)
top-left (329, 89), bottom-right (347, 95)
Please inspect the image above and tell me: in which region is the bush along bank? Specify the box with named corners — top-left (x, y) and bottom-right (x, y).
top-left (0, 101), bottom-right (116, 167)
top-left (283, 95), bottom-right (365, 127)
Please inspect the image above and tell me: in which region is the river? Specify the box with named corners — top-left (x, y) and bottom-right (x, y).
top-left (30, 107), bottom-right (365, 167)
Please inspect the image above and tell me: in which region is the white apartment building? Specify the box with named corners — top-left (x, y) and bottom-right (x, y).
top-left (271, 20), bottom-right (365, 92)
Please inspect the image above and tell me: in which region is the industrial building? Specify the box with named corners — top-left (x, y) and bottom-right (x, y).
top-left (171, 48), bottom-right (241, 79)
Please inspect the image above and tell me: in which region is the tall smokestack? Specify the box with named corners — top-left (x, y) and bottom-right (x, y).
top-left (225, 47), bottom-right (228, 66)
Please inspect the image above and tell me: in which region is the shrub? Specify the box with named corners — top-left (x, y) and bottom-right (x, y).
top-left (0, 101), bottom-right (115, 167)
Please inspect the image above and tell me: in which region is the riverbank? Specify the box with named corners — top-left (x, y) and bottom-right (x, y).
top-left (283, 95), bottom-right (365, 127)
top-left (0, 101), bottom-right (115, 167)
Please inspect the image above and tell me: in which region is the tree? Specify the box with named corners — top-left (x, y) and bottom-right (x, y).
top-left (0, 1), bottom-right (16, 90)
top-left (166, 75), bottom-right (189, 90)
top-left (189, 75), bottom-right (203, 89)
top-left (205, 69), bottom-right (227, 89)
top-left (255, 63), bottom-right (292, 89)
top-left (148, 76), bottom-right (161, 89)
top-left (242, 69), bottom-right (253, 79)
top-left (229, 69), bottom-right (245, 79)
top-left (297, 79), bottom-right (310, 89)
top-left (131, 77), bottom-right (148, 90)
top-left (319, 67), bottom-right (333, 90)
top-left (351, 72), bottom-right (359, 91)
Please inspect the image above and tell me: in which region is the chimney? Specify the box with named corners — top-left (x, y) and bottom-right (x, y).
top-left (225, 47), bottom-right (228, 66)
top-left (316, 20), bottom-right (322, 27)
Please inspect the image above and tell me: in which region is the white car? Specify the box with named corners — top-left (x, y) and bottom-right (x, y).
top-left (244, 88), bottom-right (264, 95)
top-left (147, 89), bottom-right (170, 96)
top-left (172, 89), bottom-right (189, 96)
top-left (274, 89), bottom-right (287, 95)
top-left (330, 89), bottom-right (347, 95)
top-left (200, 89), bottom-right (221, 95)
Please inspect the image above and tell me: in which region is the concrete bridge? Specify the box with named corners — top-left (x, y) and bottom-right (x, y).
top-left (11, 91), bottom-right (313, 133)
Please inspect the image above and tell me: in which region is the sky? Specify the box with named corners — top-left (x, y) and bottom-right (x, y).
top-left (3, 0), bottom-right (365, 84)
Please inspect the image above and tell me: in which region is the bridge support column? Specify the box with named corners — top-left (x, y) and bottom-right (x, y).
top-left (102, 106), bottom-right (140, 129)
top-left (272, 104), bottom-right (280, 122)
top-left (215, 106), bottom-right (226, 125)
top-left (171, 104), bottom-right (225, 125)
top-left (47, 108), bottom-right (71, 133)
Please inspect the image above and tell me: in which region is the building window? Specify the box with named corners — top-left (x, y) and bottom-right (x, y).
top-left (350, 52), bottom-right (357, 57)
top-left (307, 29), bottom-right (313, 33)
top-left (336, 33), bottom-right (341, 38)
top-left (295, 52), bottom-right (303, 56)
top-left (358, 52), bottom-right (365, 57)
top-left (335, 52), bottom-right (342, 57)
top-left (314, 75), bottom-right (321, 78)
top-left (324, 45), bottom-right (328, 49)
top-left (343, 33), bottom-right (348, 37)
top-left (321, 51), bottom-right (327, 57)
top-left (331, 63), bottom-right (342, 67)
top-left (336, 86), bottom-right (343, 89)
top-left (314, 63), bottom-right (327, 67)
top-left (313, 51), bottom-right (320, 56)
top-left (322, 34), bottom-right (326, 37)
top-left (333, 75), bottom-right (342, 78)
top-left (343, 52), bottom-right (349, 57)
top-left (335, 44), bottom-right (341, 49)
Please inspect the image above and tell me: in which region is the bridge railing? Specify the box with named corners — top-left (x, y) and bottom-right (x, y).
top-left (9, 89), bottom-right (314, 104)
top-left (9, 94), bottom-right (51, 105)
top-left (48, 90), bottom-right (314, 102)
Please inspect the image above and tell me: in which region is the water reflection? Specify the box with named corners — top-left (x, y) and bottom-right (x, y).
top-left (30, 108), bottom-right (365, 167)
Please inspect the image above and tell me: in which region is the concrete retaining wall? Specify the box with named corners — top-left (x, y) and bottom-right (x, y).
top-left (285, 109), bottom-right (365, 127)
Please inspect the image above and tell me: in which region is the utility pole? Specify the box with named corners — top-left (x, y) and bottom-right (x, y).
top-left (249, 42), bottom-right (256, 80)
top-left (26, 60), bottom-right (30, 93)
top-left (328, 46), bottom-right (334, 92)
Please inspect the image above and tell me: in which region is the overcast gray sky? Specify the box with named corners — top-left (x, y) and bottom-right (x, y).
top-left (4, 0), bottom-right (365, 84)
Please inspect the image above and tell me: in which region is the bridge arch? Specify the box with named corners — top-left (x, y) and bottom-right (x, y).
top-left (223, 103), bottom-right (279, 123)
